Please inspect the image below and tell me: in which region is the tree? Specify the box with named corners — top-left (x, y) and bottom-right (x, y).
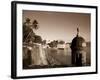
top-left (34, 35), bottom-right (42, 43)
top-left (58, 40), bottom-right (65, 44)
top-left (48, 40), bottom-right (58, 48)
top-left (32, 20), bottom-right (39, 30)
top-left (42, 40), bottom-right (46, 45)
top-left (23, 18), bottom-right (43, 44)
top-left (23, 18), bottom-right (35, 43)
top-left (48, 42), bottom-right (54, 48)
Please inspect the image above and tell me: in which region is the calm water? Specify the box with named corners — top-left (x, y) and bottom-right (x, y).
top-left (23, 42), bottom-right (90, 69)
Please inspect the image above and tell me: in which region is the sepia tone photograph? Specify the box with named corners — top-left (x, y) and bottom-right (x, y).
top-left (11, 2), bottom-right (97, 79)
top-left (22, 10), bottom-right (91, 69)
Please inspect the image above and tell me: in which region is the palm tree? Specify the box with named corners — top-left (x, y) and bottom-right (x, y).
top-left (23, 18), bottom-right (35, 43)
top-left (23, 19), bottom-right (40, 43)
top-left (32, 20), bottom-right (39, 30)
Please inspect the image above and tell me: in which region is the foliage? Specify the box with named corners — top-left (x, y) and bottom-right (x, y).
top-left (23, 18), bottom-right (42, 44)
top-left (34, 35), bottom-right (42, 43)
top-left (58, 40), bottom-right (65, 44)
top-left (48, 40), bottom-right (58, 48)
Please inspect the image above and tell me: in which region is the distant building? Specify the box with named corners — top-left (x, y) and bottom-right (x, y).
top-left (71, 28), bottom-right (86, 66)
top-left (57, 44), bottom-right (66, 49)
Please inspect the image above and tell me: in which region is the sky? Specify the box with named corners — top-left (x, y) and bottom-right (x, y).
top-left (23, 10), bottom-right (90, 43)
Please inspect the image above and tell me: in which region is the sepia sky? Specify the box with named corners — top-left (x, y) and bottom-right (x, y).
top-left (23, 10), bottom-right (90, 43)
